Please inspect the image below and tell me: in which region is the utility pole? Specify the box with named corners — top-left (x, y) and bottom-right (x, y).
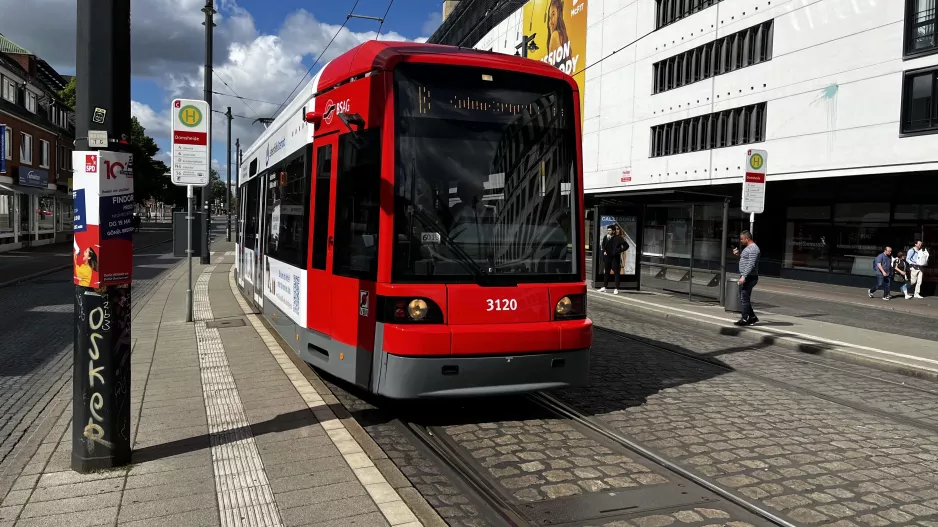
top-left (201, 0), bottom-right (215, 264)
top-left (72, 0), bottom-right (133, 472)
top-left (515, 33), bottom-right (538, 58)
top-left (225, 107), bottom-right (232, 241)
top-left (235, 138), bottom-right (240, 249)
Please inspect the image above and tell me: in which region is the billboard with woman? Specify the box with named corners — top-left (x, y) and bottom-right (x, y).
top-left (522, 0), bottom-right (588, 124)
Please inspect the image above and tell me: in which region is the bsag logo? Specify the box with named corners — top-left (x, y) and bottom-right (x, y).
top-left (323, 99), bottom-right (350, 125)
top-left (85, 155), bottom-right (98, 173)
top-left (266, 138), bottom-right (286, 167)
top-left (358, 290), bottom-right (369, 317)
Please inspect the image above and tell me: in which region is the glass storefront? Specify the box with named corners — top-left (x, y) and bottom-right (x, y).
top-left (37, 196), bottom-right (55, 233)
top-left (0, 191), bottom-right (13, 242)
top-left (782, 203), bottom-right (936, 276)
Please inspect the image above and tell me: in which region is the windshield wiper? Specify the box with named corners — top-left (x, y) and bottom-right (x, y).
top-left (408, 205), bottom-right (490, 283)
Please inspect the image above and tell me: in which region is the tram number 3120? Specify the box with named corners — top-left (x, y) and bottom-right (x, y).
top-left (487, 298), bottom-right (518, 311)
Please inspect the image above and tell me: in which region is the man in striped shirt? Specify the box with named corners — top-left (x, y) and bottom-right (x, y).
top-left (733, 230), bottom-right (761, 326)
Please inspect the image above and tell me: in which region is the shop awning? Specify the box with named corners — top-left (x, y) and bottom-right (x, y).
top-left (0, 183), bottom-right (56, 196)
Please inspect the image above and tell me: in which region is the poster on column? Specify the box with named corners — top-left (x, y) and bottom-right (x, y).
top-left (522, 0), bottom-right (588, 124)
top-left (72, 151), bottom-right (135, 288)
top-left (600, 215), bottom-right (637, 275)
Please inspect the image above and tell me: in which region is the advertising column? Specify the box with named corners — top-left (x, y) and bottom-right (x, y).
top-left (71, 150), bottom-right (134, 471)
top-left (523, 0), bottom-right (588, 124)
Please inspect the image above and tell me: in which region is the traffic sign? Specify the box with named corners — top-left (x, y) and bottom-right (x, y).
top-left (171, 99), bottom-right (209, 186)
top-left (741, 149), bottom-right (767, 214)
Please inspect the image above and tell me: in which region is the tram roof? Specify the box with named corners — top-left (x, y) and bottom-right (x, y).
top-left (317, 41), bottom-right (571, 90)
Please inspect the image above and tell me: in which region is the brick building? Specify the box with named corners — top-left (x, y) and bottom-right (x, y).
top-left (0, 33), bottom-right (75, 251)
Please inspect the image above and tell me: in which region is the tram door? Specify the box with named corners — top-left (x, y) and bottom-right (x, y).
top-left (307, 137), bottom-right (338, 336)
top-left (253, 177), bottom-right (267, 308)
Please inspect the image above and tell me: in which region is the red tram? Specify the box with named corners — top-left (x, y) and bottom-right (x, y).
top-left (236, 41), bottom-right (592, 398)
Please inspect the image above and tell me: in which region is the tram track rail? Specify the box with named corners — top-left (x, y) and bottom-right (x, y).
top-left (591, 324), bottom-right (938, 435)
top-left (325, 373), bottom-right (782, 527)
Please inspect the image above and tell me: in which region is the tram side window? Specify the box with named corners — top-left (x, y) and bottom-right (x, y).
top-left (333, 128), bottom-right (381, 280)
top-left (311, 145), bottom-right (332, 271)
top-left (266, 148), bottom-right (311, 269)
top-left (244, 177), bottom-right (261, 249)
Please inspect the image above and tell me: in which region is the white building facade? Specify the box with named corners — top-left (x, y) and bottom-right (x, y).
top-left (435, 0), bottom-right (938, 291)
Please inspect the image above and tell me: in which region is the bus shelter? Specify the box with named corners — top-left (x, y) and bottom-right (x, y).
top-left (588, 190), bottom-right (737, 305)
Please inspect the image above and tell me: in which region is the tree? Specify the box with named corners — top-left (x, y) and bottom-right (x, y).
top-left (130, 117), bottom-right (181, 206)
top-left (210, 168), bottom-right (234, 210)
top-left (58, 77), bottom-right (76, 110)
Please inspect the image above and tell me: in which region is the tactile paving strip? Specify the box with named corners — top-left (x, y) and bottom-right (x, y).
top-left (195, 264), bottom-right (284, 527)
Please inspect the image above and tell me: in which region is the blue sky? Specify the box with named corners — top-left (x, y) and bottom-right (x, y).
top-left (2, 0), bottom-right (443, 184)
top-left (134, 0), bottom-right (443, 179)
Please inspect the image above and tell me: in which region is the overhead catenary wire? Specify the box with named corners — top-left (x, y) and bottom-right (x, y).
top-left (212, 70), bottom-right (263, 120)
top-left (274, 0), bottom-right (362, 118)
top-left (210, 90), bottom-right (281, 106)
top-left (375, 0), bottom-right (395, 39)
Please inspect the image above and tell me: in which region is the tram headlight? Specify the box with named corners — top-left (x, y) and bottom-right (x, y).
top-left (554, 294), bottom-right (586, 320)
top-left (555, 296), bottom-right (573, 316)
top-left (407, 299), bottom-right (429, 321)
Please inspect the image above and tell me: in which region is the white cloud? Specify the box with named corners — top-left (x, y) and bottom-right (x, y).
top-left (0, 0), bottom-right (423, 178)
top-left (131, 100), bottom-right (170, 139)
top-left (421, 11), bottom-right (442, 37)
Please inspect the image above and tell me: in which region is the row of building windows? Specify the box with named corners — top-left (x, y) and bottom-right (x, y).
top-left (656, 0), bottom-right (724, 30)
top-left (650, 103), bottom-right (767, 158)
top-left (3, 126), bottom-right (54, 168)
top-left (653, 21), bottom-right (773, 94)
top-left (1, 73), bottom-right (73, 131)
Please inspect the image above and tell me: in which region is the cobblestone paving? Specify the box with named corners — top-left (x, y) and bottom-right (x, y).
top-left (441, 418), bottom-right (670, 502)
top-left (327, 380), bottom-right (762, 527)
top-left (588, 296), bottom-right (938, 431)
top-left (554, 301), bottom-right (938, 527)
top-left (326, 380), bottom-right (495, 527)
top-left (0, 232), bottom-right (177, 477)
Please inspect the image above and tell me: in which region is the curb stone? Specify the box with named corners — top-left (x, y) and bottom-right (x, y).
top-left (588, 291), bottom-right (938, 383)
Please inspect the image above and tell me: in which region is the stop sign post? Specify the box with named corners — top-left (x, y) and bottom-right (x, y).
top-left (742, 149), bottom-right (767, 235)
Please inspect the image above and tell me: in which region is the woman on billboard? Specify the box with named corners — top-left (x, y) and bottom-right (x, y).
top-left (546, 0), bottom-right (570, 58)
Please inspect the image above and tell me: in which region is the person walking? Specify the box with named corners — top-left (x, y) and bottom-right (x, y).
top-left (907, 240), bottom-right (926, 299)
top-left (868, 246), bottom-right (893, 300)
top-left (598, 225), bottom-right (626, 294)
top-left (733, 230), bottom-right (760, 326)
top-left (893, 249), bottom-right (911, 299)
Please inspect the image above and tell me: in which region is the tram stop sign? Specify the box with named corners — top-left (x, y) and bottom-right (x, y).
top-left (741, 149), bottom-right (767, 214)
top-left (171, 99), bottom-right (210, 186)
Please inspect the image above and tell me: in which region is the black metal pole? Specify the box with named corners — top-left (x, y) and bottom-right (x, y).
top-left (235, 139), bottom-right (240, 242)
top-left (688, 204), bottom-right (696, 302)
top-left (72, 0), bottom-right (132, 472)
top-left (200, 0), bottom-right (215, 264)
top-left (719, 198), bottom-right (729, 306)
top-left (225, 107), bottom-right (232, 242)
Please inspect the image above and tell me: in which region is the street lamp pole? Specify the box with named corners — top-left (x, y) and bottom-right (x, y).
top-left (201, 0), bottom-right (215, 264)
top-left (72, 0), bottom-right (133, 472)
top-left (225, 107), bottom-right (232, 242)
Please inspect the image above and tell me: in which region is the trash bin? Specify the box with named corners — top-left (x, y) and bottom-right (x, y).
top-left (724, 275), bottom-right (741, 313)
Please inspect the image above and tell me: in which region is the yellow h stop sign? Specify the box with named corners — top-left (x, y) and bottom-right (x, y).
top-left (178, 105), bottom-right (203, 128)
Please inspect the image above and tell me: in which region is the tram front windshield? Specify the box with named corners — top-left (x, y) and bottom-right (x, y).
top-left (393, 63), bottom-right (578, 283)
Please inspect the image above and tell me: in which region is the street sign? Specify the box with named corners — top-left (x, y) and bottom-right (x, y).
top-left (171, 99), bottom-right (210, 186)
top-left (88, 130), bottom-right (108, 148)
top-left (741, 149), bottom-right (767, 214)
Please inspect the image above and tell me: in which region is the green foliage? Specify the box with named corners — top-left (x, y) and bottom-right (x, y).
top-left (58, 77), bottom-right (76, 110)
top-left (130, 117), bottom-right (182, 205)
top-left (210, 168), bottom-right (235, 209)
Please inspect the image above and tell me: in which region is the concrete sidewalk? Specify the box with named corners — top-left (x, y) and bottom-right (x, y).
top-left (588, 287), bottom-right (938, 382)
top-left (0, 246), bottom-right (426, 526)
